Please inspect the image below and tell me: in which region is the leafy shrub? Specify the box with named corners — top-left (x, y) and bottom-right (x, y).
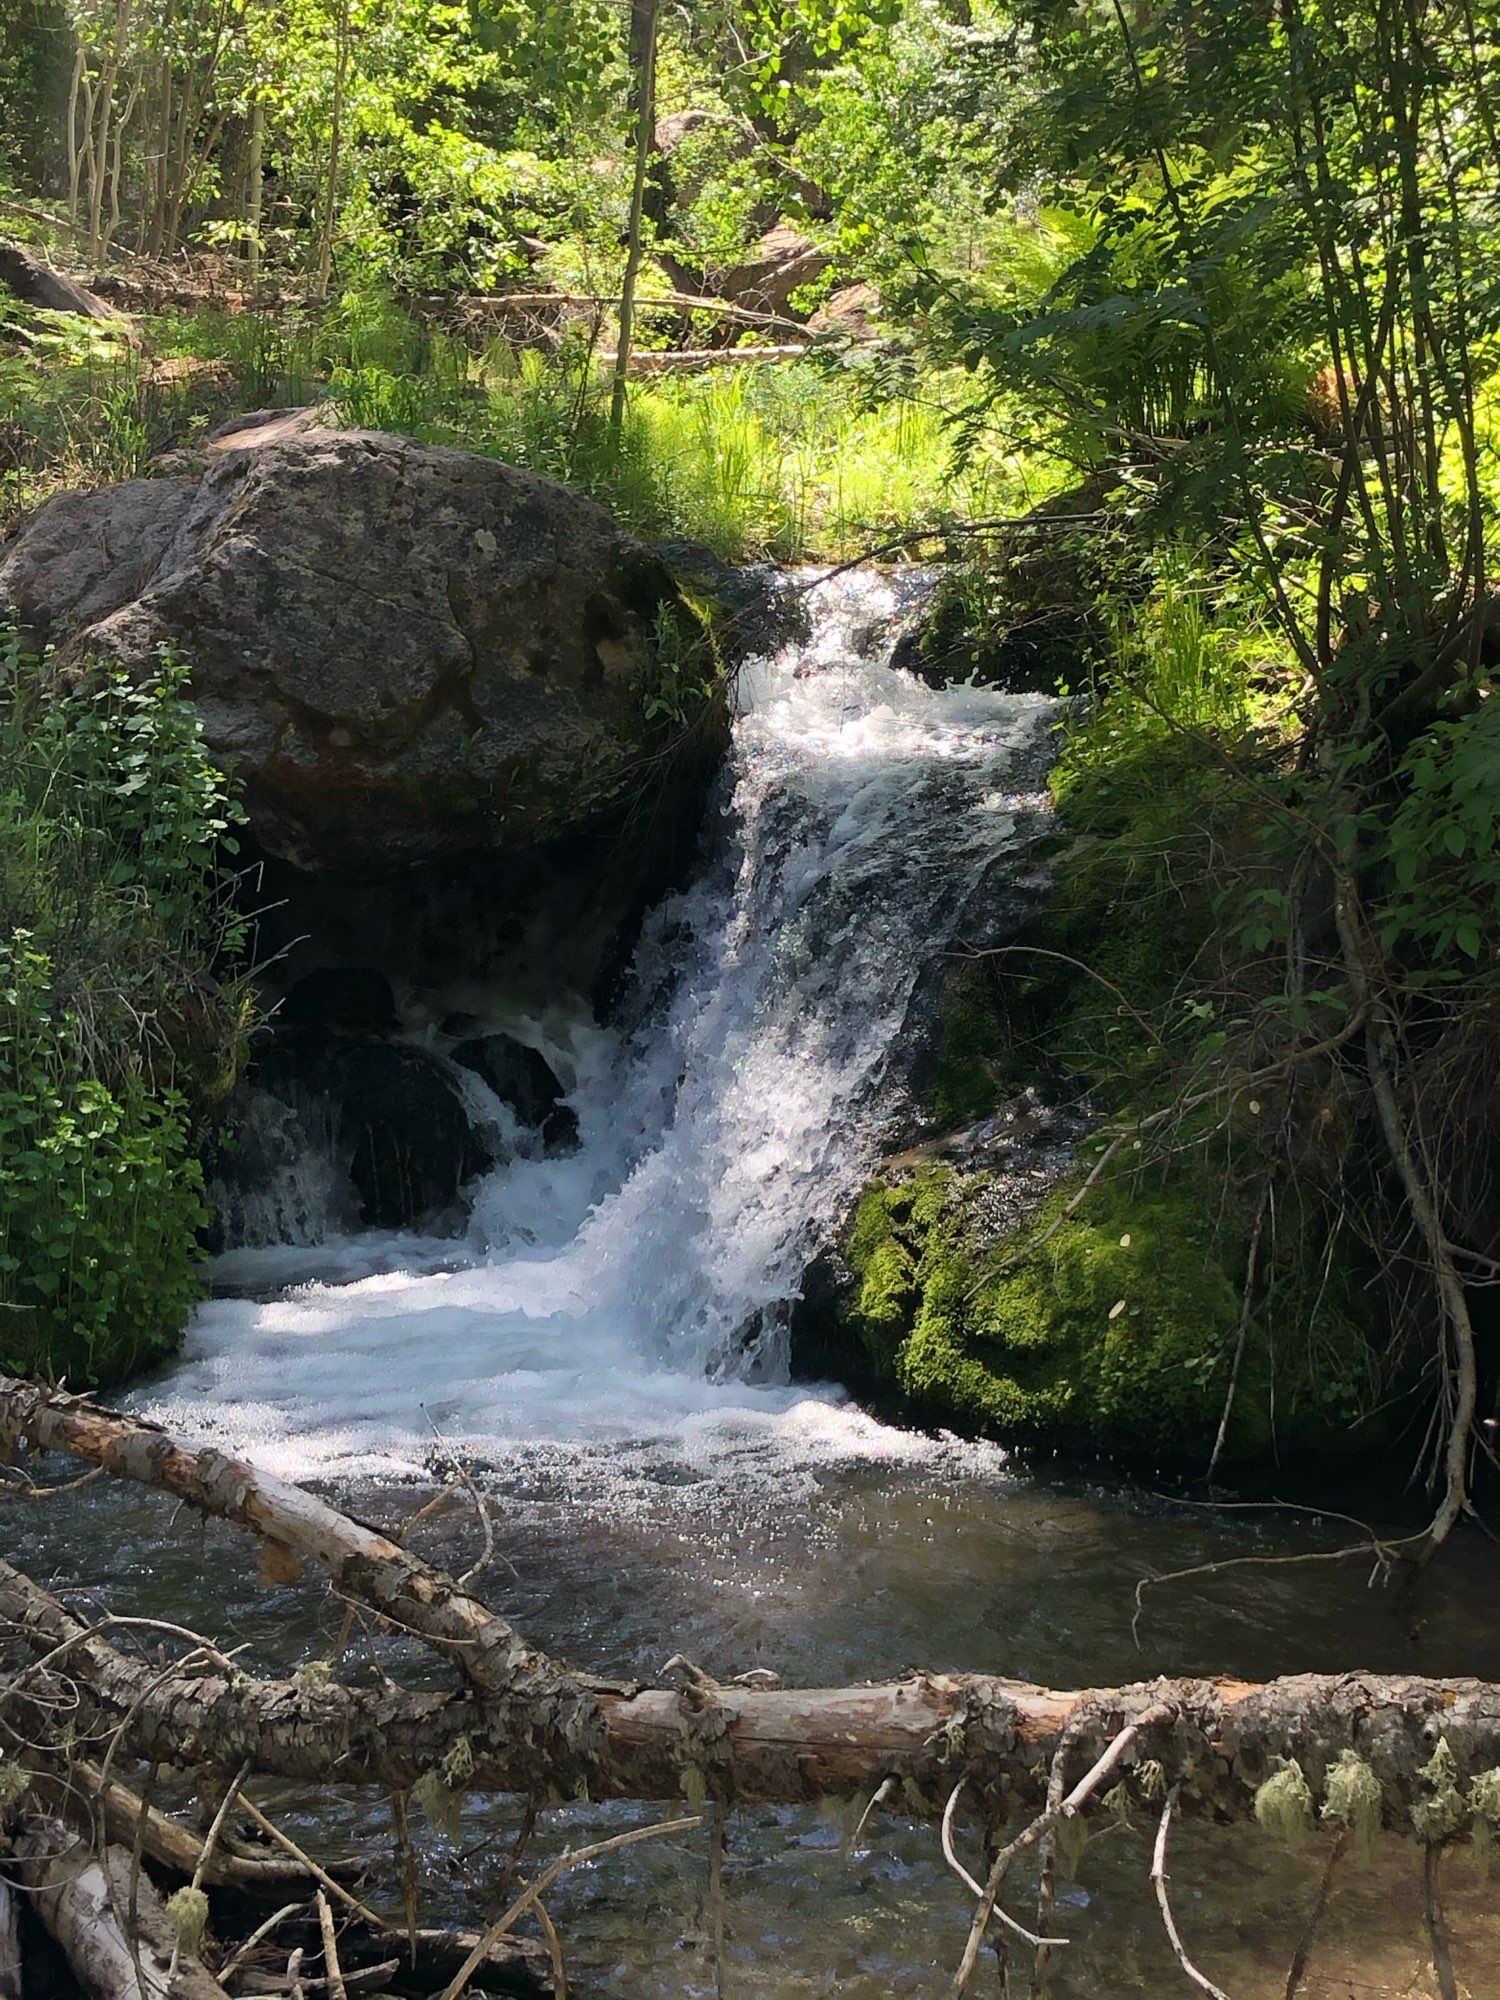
top-left (0, 632), bottom-right (248, 1384)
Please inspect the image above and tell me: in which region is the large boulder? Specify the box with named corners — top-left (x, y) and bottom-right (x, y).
top-left (0, 418), bottom-right (711, 870)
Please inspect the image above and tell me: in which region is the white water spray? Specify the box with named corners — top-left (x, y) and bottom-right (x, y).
top-left (147, 573), bottom-right (1059, 1485)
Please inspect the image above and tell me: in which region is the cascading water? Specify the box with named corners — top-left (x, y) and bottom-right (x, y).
top-left (146, 572), bottom-right (1061, 1483)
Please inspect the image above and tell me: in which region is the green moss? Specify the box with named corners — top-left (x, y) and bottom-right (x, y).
top-left (929, 960), bottom-right (1009, 1128)
top-left (837, 1152), bottom-right (1283, 1459)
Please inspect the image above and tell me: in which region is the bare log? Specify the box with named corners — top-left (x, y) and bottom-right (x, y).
top-left (0, 241), bottom-right (135, 331)
top-left (20, 1752), bottom-right (316, 1889)
top-left (599, 343), bottom-right (807, 374)
top-left (0, 1379), bottom-right (546, 1699)
top-left (7, 1382), bottom-right (1500, 1837)
top-left (15, 1815), bottom-right (227, 2000)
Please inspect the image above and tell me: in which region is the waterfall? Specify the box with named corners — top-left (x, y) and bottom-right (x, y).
top-left (147, 572), bottom-right (1060, 1483)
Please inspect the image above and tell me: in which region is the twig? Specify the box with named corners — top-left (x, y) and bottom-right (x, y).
top-left (168, 1756), bottom-right (252, 1979)
top-left (709, 1803), bottom-right (728, 2000)
top-left (219, 1904), bottom-right (309, 1984)
top-left (846, 1776), bottom-right (897, 1860)
top-left (941, 1781), bottom-right (1072, 1974)
top-left (1422, 1844), bottom-right (1459, 2000)
top-left (237, 1798), bottom-right (384, 1931)
top-left (1283, 1831), bottom-right (1345, 1999)
top-left (1150, 1788), bottom-right (1230, 2000)
top-left (531, 1900), bottom-right (567, 2000)
top-left (1207, 1182), bottom-right (1271, 1481)
top-left (435, 1816), bottom-right (702, 2000)
top-left (1131, 1533), bottom-right (1423, 1647)
top-left (953, 1706), bottom-right (1174, 1993)
top-left (316, 1892), bottom-right (346, 2000)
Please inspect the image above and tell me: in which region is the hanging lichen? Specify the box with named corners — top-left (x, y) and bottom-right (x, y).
top-left (1465, 1767), bottom-right (1500, 1879)
top-left (1055, 1813), bottom-right (1091, 1881)
top-left (1102, 1782), bottom-right (1132, 1822)
top-left (1411, 1737), bottom-right (1467, 1844)
top-left (1134, 1759), bottom-right (1168, 1804)
top-left (1321, 1749), bottom-right (1383, 1862)
top-left (1468, 1767), bottom-right (1500, 1828)
top-left (164, 1886), bottom-right (210, 1955)
top-left (0, 1757), bottom-right (29, 1807)
top-left (295, 1658), bottom-right (334, 1688)
top-left (441, 1734), bottom-right (476, 1787)
top-left (411, 1766), bottom-right (463, 1840)
top-left (1254, 1760), bottom-right (1314, 1849)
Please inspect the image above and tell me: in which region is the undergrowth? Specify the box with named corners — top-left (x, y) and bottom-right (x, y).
top-left (2, 285), bottom-right (1048, 559)
top-left (0, 630), bottom-right (251, 1384)
top-left (814, 566), bottom-right (1393, 1466)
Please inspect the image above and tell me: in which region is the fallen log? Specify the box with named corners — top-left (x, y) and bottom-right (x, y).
top-left (599, 342), bottom-right (808, 373)
top-left (0, 241), bottom-right (135, 333)
top-left (19, 1752), bottom-right (321, 1890)
top-left (15, 1815), bottom-right (227, 2000)
top-left (6, 1381), bottom-right (1500, 1840)
top-left (4, 1548), bottom-right (1500, 1837)
top-left (0, 1379), bottom-right (545, 1699)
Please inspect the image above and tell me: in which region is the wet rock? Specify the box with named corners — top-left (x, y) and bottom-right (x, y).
top-left (0, 421), bottom-right (717, 871)
top-left (451, 1033), bottom-right (564, 1126)
top-left (279, 967), bottom-right (397, 1032)
top-left (450, 1032), bottom-right (579, 1154)
top-left (253, 1029), bottom-right (492, 1229)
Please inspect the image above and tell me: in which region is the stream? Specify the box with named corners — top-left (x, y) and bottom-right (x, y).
top-left (13, 573), bottom-right (1500, 1996)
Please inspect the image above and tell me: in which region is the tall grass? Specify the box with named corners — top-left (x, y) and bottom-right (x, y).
top-left (143, 295), bottom-right (1047, 560)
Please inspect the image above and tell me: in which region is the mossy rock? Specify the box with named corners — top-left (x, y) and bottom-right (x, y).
top-left (827, 1146), bottom-right (1387, 1467)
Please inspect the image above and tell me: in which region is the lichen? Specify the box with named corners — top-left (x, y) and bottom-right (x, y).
top-left (1135, 1759), bottom-right (1168, 1805)
top-left (1411, 1738), bottom-right (1467, 1844)
top-left (1321, 1749), bottom-right (1384, 1860)
top-left (164, 1886), bottom-right (210, 1955)
top-left (1255, 1760), bottom-right (1315, 1849)
top-left (411, 1767), bottom-right (463, 1839)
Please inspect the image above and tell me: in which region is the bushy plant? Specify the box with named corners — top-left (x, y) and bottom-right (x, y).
top-left (0, 631), bottom-right (249, 1384)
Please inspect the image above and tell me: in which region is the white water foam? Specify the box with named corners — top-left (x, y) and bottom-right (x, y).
top-left (145, 573), bottom-right (1059, 1490)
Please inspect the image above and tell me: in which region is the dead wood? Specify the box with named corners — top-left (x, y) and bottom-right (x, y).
top-left (7, 1548), bottom-right (1500, 1832)
top-left (7, 1381), bottom-right (1500, 1842)
top-left (19, 1753), bottom-right (313, 1889)
top-left (0, 1379), bottom-right (545, 1699)
top-left (0, 241), bottom-right (135, 331)
top-left (599, 343), bottom-right (806, 373)
top-left (14, 1814), bottom-right (227, 2000)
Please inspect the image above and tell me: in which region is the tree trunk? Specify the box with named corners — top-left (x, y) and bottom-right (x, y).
top-left (609, 0), bottom-right (660, 438)
top-left (245, 98), bottom-right (264, 284)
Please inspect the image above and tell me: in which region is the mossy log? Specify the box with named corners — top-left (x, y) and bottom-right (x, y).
top-left (4, 1380), bottom-right (1500, 1840)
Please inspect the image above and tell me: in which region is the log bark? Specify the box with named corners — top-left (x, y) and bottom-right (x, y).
top-left (15, 1815), bottom-right (227, 2000)
top-left (6, 1553), bottom-right (1500, 1830)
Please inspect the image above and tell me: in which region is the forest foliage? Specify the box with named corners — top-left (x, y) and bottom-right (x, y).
top-left (0, 0), bottom-right (1497, 1533)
